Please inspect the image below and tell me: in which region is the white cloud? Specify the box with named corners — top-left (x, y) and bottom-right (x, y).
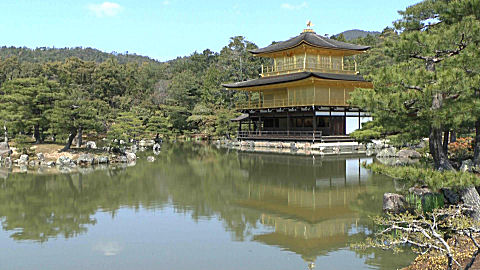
top-left (281, 2), bottom-right (308, 10)
top-left (93, 241), bottom-right (123, 256)
top-left (162, 0), bottom-right (170, 5)
top-left (88, 2), bottom-right (123, 17)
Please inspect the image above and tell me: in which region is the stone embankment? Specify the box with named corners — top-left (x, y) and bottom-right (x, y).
top-left (215, 139), bottom-right (366, 156)
top-left (216, 138), bottom-right (424, 159)
top-left (0, 139), bottom-right (162, 177)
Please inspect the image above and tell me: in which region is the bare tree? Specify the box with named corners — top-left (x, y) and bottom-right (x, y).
top-left (354, 205), bottom-right (480, 270)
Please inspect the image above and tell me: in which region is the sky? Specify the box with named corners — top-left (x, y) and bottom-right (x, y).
top-left (0, 0), bottom-right (420, 61)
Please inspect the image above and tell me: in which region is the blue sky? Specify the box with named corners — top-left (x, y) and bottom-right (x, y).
top-left (0, 0), bottom-right (420, 61)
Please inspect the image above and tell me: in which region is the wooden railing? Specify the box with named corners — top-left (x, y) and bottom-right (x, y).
top-left (262, 58), bottom-right (357, 77)
top-left (237, 130), bottom-right (322, 142)
top-left (236, 97), bottom-right (348, 110)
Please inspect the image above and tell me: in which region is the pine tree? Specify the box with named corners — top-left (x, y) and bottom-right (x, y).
top-left (0, 78), bottom-right (58, 143)
top-left (350, 0), bottom-right (480, 170)
top-left (107, 109), bottom-right (146, 146)
top-left (49, 86), bottom-right (109, 151)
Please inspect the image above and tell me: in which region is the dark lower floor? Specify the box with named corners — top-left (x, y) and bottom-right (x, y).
top-left (234, 107), bottom-right (371, 142)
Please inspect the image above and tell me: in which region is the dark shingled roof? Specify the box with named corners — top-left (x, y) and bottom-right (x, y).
top-left (250, 31), bottom-right (370, 54)
top-left (222, 72), bottom-right (367, 89)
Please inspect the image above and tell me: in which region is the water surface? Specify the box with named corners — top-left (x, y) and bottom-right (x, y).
top-left (0, 143), bottom-right (414, 270)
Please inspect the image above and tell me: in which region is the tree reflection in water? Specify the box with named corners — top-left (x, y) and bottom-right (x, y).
top-left (0, 143), bottom-right (414, 269)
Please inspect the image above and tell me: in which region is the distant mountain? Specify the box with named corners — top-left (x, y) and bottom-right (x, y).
top-left (333, 29), bottom-right (380, 41)
top-left (0, 46), bottom-right (161, 64)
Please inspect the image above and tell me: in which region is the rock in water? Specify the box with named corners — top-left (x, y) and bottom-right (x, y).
top-left (397, 149), bottom-right (421, 159)
top-left (56, 156), bottom-right (72, 166)
top-left (147, 156), bottom-right (155, 162)
top-left (153, 143), bottom-right (161, 152)
top-left (126, 152), bottom-right (136, 162)
top-left (376, 147), bottom-right (397, 158)
top-left (36, 153), bottom-right (45, 161)
top-left (77, 154), bottom-right (95, 166)
top-left (46, 161), bottom-right (55, 167)
top-left (408, 186), bottom-right (432, 197)
top-left (383, 193), bottom-right (407, 214)
top-left (85, 141), bottom-right (97, 149)
top-left (97, 156), bottom-right (109, 164)
top-left (18, 154), bottom-right (29, 165)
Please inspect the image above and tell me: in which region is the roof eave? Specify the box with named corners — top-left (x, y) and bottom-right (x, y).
top-left (250, 41), bottom-right (370, 56)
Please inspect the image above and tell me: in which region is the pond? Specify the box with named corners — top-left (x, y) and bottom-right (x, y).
top-left (0, 143), bottom-right (414, 270)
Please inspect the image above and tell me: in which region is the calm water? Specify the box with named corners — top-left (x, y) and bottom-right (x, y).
top-left (0, 143), bottom-right (414, 270)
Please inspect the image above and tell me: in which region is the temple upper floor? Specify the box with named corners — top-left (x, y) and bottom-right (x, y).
top-left (249, 29), bottom-right (370, 77)
top-left (262, 53), bottom-right (357, 77)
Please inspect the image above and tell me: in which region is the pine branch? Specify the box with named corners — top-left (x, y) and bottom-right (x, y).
top-left (410, 33), bottom-right (468, 64)
top-left (401, 81), bottom-right (424, 91)
top-left (434, 33), bottom-right (467, 59)
top-left (445, 94), bottom-right (460, 100)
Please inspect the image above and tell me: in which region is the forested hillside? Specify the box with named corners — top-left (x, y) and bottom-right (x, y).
top-left (0, 36), bottom-right (273, 149)
top-left (0, 46), bottom-right (159, 65)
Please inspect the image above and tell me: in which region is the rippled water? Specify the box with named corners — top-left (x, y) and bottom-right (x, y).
top-left (0, 143), bottom-right (414, 270)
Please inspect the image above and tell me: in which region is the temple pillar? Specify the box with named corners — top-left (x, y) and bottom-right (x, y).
top-left (287, 111), bottom-right (290, 135)
top-left (329, 109), bottom-right (333, 136)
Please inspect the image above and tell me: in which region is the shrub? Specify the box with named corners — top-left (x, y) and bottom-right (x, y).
top-left (366, 163), bottom-right (480, 190)
top-left (448, 137), bottom-right (474, 162)
top-left (405, 193), bottom-right (444, 213)
top-left (13, 134), bottom-right (33, 155)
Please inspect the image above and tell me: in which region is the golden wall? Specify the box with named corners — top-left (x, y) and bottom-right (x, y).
top-left (254, 85), bottom-right (354, 108)
top-left (273, 54), bottom-right (343, 71)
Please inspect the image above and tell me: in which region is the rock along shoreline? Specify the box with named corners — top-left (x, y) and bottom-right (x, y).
top-left (0, 140), bottom-right (161, 177)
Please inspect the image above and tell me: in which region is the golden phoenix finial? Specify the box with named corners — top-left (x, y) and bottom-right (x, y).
top-left (306, 20), bottom-right (314, 28)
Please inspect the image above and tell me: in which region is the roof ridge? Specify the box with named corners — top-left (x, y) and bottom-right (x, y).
top-left (250, 31), bottom-right (370, 55)
top-left (311, 33), bottom-right (337, 48)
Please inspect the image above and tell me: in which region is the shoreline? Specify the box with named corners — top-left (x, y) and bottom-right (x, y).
top-left (0, 141), bottom-right (160, 178)
top-left (215, 139), bottom-right (368, 156)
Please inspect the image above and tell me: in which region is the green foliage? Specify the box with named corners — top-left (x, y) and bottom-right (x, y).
top-left (331, 33), bottom-right (347, 42)
top-left (214, 109), bottom-right (238, 138)
top-left (349, 0), bottom-right (480, 169)
top-left (0, 46), bottom-right (159, 65)
top-left (13, 134), bottom-right (33, 155)
top-left (0, 78), bottom-right (59, 142)
top-left (49, 86), bottom-right (109, 141)
top-left (146, 111), bottom-right (172, 138)
top-left (366, 163), bottom-right (480, 189)
top-left (107, 110), bottom-right (146, 145)
top-left (405, 193), bottom-right (444, 213)
top-left (0, 35), bottom-right (265, 145)
top-left (349, 121), bottom-right (383, 143)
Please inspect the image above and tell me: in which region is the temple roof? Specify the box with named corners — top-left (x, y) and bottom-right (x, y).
top-left (250, 31), bottom-right (370, 55)
top-left (222, 72), bottom-right (367, 89)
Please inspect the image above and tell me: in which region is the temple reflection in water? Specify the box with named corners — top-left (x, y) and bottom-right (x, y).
top-left (236, 153), bottom-right (376, 263)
